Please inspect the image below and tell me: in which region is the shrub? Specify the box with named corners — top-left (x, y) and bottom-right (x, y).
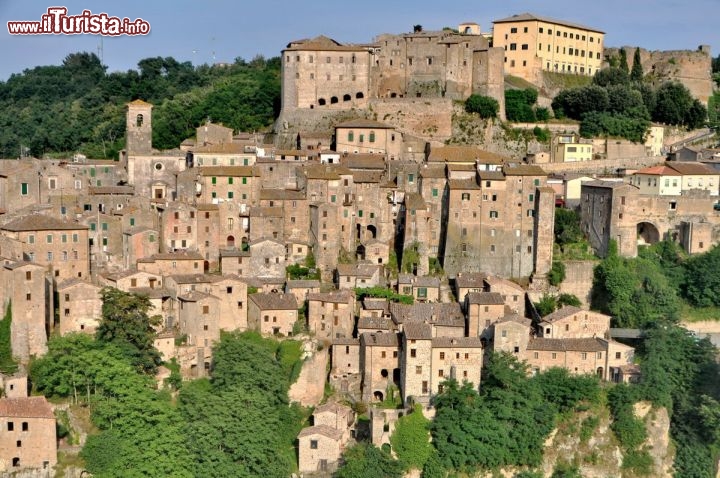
top-left (548, 261), bottom-right (566, 286)
top-left (465, 94), bottom-right (499, 118)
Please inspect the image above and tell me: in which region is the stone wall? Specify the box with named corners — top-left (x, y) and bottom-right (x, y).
top-left (558, 260), bottom-right (599, 307)
top-left (540, 156), bottom-right (664, 175)
top-left (604, 46), bottom-right (713, 105)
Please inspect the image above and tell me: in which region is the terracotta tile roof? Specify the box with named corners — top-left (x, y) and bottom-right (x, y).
top-left (403, 323), bottom-right (433, 340)
top-left (363, 298), bottom-right (389, 311)
top-left (527, 337), bottom-right (607, 352)
top-left (138, 251), bottom-right (203, 262)
top-left (286, 280), bottom-right (321, 289)
top-left (503, 164), bottom-right (547, 176)
top-left (467, 292), bottom-right (504, 305)
top-left (352, 171), bottom-right (384, 183)
top-left (428, 146), bottom-right (508, 164)
top-left (336, 263), bottom-right (380, 278)
top-left (492, 12), bottom-right (605, 34)
top-left (357, 316), bottom-right (393, 330)
top-left (168, 273), bottom-right (220, 284)
top-left (304, 164), bottom-right (353, 180)
top-left (315, 402), bottom-right (352, 416)
top-left (220, 248), bottom-right (251, 258)
top-left (250, 292), bottom-right (298, 310)
top-left (0, 396), bottom-right (54, 419)
top-left (389, 302), bottom-right (463, 326)
top-left (455, 272), bottom-right (489, 289)
top-left (635, 165), bottom-right (681, 176)
top-left (2, 214), bottom-right (88, 232)
top-left (4, 261), bottom-right (42, 271)
top-left (308, 290), bottom-right (354, 303)
top-left (260, 189), bottom-right (305, 200)
top-left (298, 425), bottom-right (344, 440)
top-left (419, 165), bottom-right (446, 179)
top-left (478, 171), bottom-right (506, 181)
top-left (496, 314), bottom-right (532, 326)
top-left (448, 178), bottom-right (480, 190)
top-left (178, 290), bottom-right (219, 302)
top-left (415, 276), bottom-right (441, 288)
top-left (344, 154), bottom-right (387, 170)
top-left (431, 337), bottom-right (483, 348)
top-left (447, 163), bottom-right (477, 171)
top-left (360, 332), bottom-right (400, 347)
top-left (249, 237), bottom-right (285, 247)
top-left (404, 192), bottom-right (427, 211)
top-left (57, 278), bottom-right (99, 291)
top-left (540, 305), bottom-right (583, 323)
top-left (485, 276), bottom-right (525, 292)
top-left (285, 35), bottom-right (369, 52)
top-left (127, 99), bottom-right (152, 106)
top-left (667, 162), bottom-right (718, 176)
top-left (249, 206), bottom-right (284, 217)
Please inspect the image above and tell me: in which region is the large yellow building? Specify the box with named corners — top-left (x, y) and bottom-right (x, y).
top-left (492, 13), bottom-right (605, 82)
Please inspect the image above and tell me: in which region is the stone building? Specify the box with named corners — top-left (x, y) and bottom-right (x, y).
top-left (297, 425), bottom-right (344, 474)
top-left (248, 292), bottom-right (299, 336)
top-left (332, 337), bottom-right (361, 376)
top-left (442, 165), bottom-right (554, 279)
top-left (466, 292), bottom-right (506, 338)
top-left (0, 396), bottom-right (57, 474)
top-left (492, 13), bottom-right (605, 82)
top-left (336, 263), bottom-right (383, 289)
top-left (359, 332), bottom-right (401, 402)
top-left (137, 251), bottom-right (205, 276)
top-left (334, 119), bottom-right (402, 158)
top-left (580, 179), bottom-right (720, 258)
top-left (307, 290), bottom-right (356, 340)
top-left (57, 279), bottom-right (102, 335)
top-left (538, 306), bottom-right (611, 339)
top-left (0, 214), bottom-right (90, 282)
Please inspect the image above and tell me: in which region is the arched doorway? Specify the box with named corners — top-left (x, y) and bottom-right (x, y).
top-left (373, 391), bottom-right (384, 401)
top-left (637, 222), bottom-right (660, 245)
top-left (367, 225), bottom-right (377, 240)
top-left (596, 367), bottom-right (604, 379)
top-left (356, 244), bottom-right (366, 261)
top-left (226, 235), bottom-right (235, 248)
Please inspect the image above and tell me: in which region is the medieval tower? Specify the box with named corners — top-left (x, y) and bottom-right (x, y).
top-left (126, 99), bottom-right (153, 155)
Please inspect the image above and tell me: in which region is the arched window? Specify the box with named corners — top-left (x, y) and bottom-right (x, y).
top-left (330, 96), bottom-right (339, 104)
top-left (318, 98), bottom-right (326, 106)
top-left (136, 114), bottom-right (144, 127)
top-left (356, 92), bottom-right (364, 99)
top-left (343, 94), bottom-right (351, 102)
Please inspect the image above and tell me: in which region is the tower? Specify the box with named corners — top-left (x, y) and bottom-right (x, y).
top-left (126, 99), bottom-right (153, 155)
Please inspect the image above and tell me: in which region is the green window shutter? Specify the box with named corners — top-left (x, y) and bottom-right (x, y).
top-left (228, 177), bottom-right (234, 185)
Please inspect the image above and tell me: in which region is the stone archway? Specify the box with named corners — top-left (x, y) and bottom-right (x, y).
top-left (637, 222), bottom-right (660, 245)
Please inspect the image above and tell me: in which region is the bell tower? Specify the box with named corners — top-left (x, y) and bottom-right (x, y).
top-left (126, 99), bottom-right (153, 155)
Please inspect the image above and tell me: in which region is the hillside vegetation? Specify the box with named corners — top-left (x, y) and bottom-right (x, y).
top-left (0, 52), bottom-right (280, 159)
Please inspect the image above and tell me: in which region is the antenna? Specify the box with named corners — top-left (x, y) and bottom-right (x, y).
top-left (97, 36), bottom-right (104, 65)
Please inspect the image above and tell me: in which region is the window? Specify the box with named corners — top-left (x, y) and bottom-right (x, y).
top-left (438, 369), bottom-right (444, 377)
top-left (461, 193), bottom-right (470, 201)
top-left (581, 352), bottom-right (587, 360)
top-left (369, 131), bottom-right (375, 143)
top-left (615, 352), bottom-right (621, 359)
top-left (310, 440), bottom-right (318, 449)
top-left (415, 365), bottom-right (422, 374)
top-left (21, 183), bottom-right (28, 195)
top-left (509, 43), bottom-right (517, 51)
top-left (489, 211), bottom-right (498, 219)
top-left (510, 27), bottom-right (517, 33)
top-left (521, 44), bottom-right (529, 50)
top-left (348, 131), bottom-right (354, 142)
top-left (28, 235), bottom-right (34, 244)
top-left (552, 353), bottom-right (557, 359)
top-left (410, 348), bottom-right (416, 358)
top-left (432, 188), bottom-right (438, 197)
top-left (26, 293), bottom-right (31, 301)
top-left (439, 352), bottom-right (445, 359)
top-left (46, 234), bottom-right (53, 244)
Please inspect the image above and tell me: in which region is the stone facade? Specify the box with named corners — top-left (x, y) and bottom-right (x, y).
top-left (307, 290), bottom-right (356, 340)
top-left (57, 279), bottom-right (102, 335)
top-left (248, 292), bottom-right (298, 336)
top-left (0, 396), bottom-right (57, 474)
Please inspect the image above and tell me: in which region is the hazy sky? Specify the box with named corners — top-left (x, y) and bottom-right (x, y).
top-left (0, 0), bottom-right (717, 79)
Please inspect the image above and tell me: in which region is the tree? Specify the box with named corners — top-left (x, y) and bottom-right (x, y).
top-left (534, 294), bottom-right (557, 316)
top-left (631, 48), bottom-right (644, 82)
top-left (534, 367), bottom-right (601, 413)
top-left (505, 88), bottom-right (538, 122)
top-left (465, 94), bottom-right (499, 118)
top-left (336, 443), bottom-right (404, 478)
top-left (653, 81), bottom-right (705, 128)
top-left (557, 293), bottom-right (581, 308)
top-left (390, 404), bottom-right (433, 470)
top-left (554, 208), bottom-right (584, 246)
top-left (683, 245), bottom-right (720, 307)
top-left (592, 67), bottom-right (629, 87)
top-left (548, 261), bottom-right (566, 286)
top-left (619, 48), bottom-right (629, 74)
top-left (96, 287), bottom-right (162, 374)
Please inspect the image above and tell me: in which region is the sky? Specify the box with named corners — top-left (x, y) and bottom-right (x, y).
top-left (0, 0), bottom-right (718, 80)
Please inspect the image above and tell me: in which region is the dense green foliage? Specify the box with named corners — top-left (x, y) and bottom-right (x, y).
top-left (464, 94), bottom-right (499, 118)
top-left (683, 245), bottom-right (720, 307)
top-left (631, 48), bottom-right (644, 82)
top-left (355, 287), bottom-right (413, 304)
top-left (0, 52), bottom-right (280, 158)
top-left (179, 332), bottom-right (305, 477)
top-left (618, 48), bottom-right (629, 74)
top-left (30, 329), bottom-right (306, 477)
top-left (0, 303), bottom-right (18, 374)
top-left (286, 263), bottom-right (320, 281)
top-left (635, 325), bottom-right (720, 477)
top-left (96, 287), bottom-right (162, 374)
top-left (505, 88), bottom-right (540, 122)
top-left (534, 293), bottom-right (581, 316)
top-left (552, 66), bottom-right (706, 142)
top-left (591, 241), bottom-right (681, 328)
top-left (548, 261), bottom-right (566, 286)
top-left (31, 334), bottom-right (193, 477)
top-left (335, 443), bottom-right (404, 478)
top-left (390, 404), bottom-right (433, 470)
top-left (430, 353), bottom-right (599, 474)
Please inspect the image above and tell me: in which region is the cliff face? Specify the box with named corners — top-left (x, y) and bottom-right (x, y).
top-left (604, 46), bottom-right (713, 105)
